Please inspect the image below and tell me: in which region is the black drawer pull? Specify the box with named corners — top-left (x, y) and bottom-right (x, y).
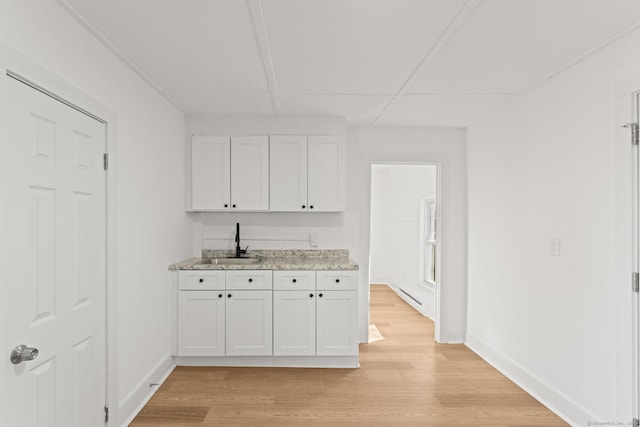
top-left (199, 278), bottom-right (204, 283)
top-left (292, 278), bottom-right (297, 283)
top-left (248, 278), bottom-right (253, 283)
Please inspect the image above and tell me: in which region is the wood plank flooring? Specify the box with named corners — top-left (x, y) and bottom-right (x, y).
top-left (130, 285), bottom-right (567, 426)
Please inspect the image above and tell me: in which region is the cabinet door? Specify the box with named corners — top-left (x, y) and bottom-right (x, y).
top-left (231, 136), bottom-right (269, 211)
top-left (178, 291), bottom-right (226, 356)
top-left (269, 135), bottom-right (308, 211)
top-left (226, 290), bottom-right (273, 356)
top-left (308, 135), bottom-right (345, 212)
top-left (191, 135), bottom-right (230, 211)
top-left (316, 290), bottom-right (358, 356)
top-left (273, 291), bottom-right (316, 356)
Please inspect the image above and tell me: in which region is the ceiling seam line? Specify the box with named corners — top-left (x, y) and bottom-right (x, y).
top-left (247, 0), bottom-right (283, 116)
top-left (372, 0), bottom-right (483, 125)
top-left (463, 20), bottom-right (640, 131)
top-left (515, 20), bottom-right (640, 99)
top-left (53, 0), bottom-right (187, 113)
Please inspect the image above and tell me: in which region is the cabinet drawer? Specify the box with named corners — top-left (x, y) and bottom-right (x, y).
top-left (226, 270), bottom-right (273, 290)
top-left (273, 271), bottom-right (316, 290)
top-left (179, 270), bottom-right (226, 290)
top-left (316, 271), bottom-right (358, 290)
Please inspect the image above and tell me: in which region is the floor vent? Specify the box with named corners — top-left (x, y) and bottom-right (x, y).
top-left (399, 288), bottom-right (422, 306)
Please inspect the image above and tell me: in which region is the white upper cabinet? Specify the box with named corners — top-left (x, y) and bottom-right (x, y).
top-left (270, 135), bottom-right (308, 211)
top-left (308, 135), bottom-right (345, 212)
top-left (231, 136), bottom-right (269, 211)
top-left (191, 135), bottom-right (269, 211)
top-left (191, 135), bottom-right (231, 211)
top-left (191, 133), bottom-right (344, 212)
top-left (270, 134), bottom-right (345, 212)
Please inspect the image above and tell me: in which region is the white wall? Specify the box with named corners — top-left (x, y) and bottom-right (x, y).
top-left (357, 126), bottom-right (467, 343)
top-left (370, 164), bottom-right (437, 318)
top-left (187, 118), bottom-right (467, 343)
top-left (0, 1), bottom-right (192, 424)
top-left (466, 27), bottom-right (640, 424)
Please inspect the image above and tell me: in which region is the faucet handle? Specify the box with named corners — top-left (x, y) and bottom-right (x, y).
top-left (240, 245), bottom-right (249, 255)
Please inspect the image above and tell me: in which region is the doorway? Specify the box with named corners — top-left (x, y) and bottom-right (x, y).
top-left (369, 163), bottom-right (440, 328)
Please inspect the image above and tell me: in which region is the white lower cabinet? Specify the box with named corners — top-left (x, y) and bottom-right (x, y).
top-left (178, 290), bottom-right (226, 356)
top-left (316, 290), bottom-right (358, 356)
top-left (226, 290), bottom-right (273, 356)
top-left (273, 291), bottom-right (316, 356)
top-left (176, 269), bottom-right (358, 363)
top-left (316, 271), bottom-right (359, 356)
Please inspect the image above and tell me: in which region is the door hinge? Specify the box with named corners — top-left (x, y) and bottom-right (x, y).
top-left (103, 153), bottom-right (109, 170)
top-left (104, 404), bottom-right (109, 423)
top-left (632, 122), bottom-right (639, 146)
top-left (633, 272), bottom-right (639, 292)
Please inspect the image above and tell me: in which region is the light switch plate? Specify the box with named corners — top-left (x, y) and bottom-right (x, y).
top-left (550, 238), bottom-right (560, 256)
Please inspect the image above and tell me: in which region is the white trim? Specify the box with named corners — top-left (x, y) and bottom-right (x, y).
top-left (614, 72), bottom-right (640, 422)
top-left (465, 333), bottom-right (595, 425)
top-left (247, 0), bottom-right (283, 116)
top-left (118, 356), bottom-right (176, 427)
top-left (0, 41), bottom-right (120, 425)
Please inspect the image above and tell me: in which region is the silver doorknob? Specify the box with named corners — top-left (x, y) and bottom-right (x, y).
top-left (10, 344), bottom-right (39, 365)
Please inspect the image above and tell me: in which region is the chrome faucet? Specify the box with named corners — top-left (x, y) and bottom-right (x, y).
top-left (235, 222), bottom-right (248, 257)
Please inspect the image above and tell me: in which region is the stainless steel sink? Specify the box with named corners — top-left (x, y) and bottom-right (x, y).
top-left (198, 257), bottom-right (262, 265)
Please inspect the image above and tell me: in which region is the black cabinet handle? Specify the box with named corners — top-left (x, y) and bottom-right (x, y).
top-left (227, 293), bottom-right (232, 298)
top-left (309, 205), bottom-right (314, 209)
top-left (218, 293), bottom-right (223, 298)
top-left (292, 278), bottom-right (297, 283)
top-left (248, 278), bottom-right (253, 283)
top-left (318, 293), bottom-right (323, 298)
top-left (335, 279), bottom-right (340, 283)
top-left (232, 204), bottom-right (236, 208)
top-left (199, 278), bottom-right (204, 283)
top-left (302, 205), bottom-right (306, 209)
top-left (224, 204), bottom-right (228, 208)
top-left (309, 293), bottom-right (314, 298)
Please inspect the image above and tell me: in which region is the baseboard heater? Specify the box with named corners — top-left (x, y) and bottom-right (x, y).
top-left (399, 288), bottom-right (422, 306)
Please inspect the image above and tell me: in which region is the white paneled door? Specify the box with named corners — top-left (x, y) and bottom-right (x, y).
top-left (1, 75), bottom-right (107, 426)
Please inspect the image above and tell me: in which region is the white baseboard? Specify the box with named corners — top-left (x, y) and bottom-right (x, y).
top-left (465, 333), bottom-right (598, 426)
top-left (118, 355), bottom-right (176, 427)
top-left (174, 355), bottom-right (359, 368)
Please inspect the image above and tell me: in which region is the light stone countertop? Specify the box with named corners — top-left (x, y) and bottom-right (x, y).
top-left (169, 249), bottom-right (359, 271)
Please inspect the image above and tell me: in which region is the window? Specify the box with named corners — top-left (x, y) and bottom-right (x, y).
top-left (421, 198), bottom-right (437, 286)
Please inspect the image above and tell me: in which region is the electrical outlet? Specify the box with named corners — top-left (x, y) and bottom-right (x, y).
top-left (310, 233), bottom-right (318, 248)
top-left (550, 238), bottom-right (560, 256)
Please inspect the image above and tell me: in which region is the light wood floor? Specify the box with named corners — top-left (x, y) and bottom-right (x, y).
top-left (130, 285), bottom-right (567, 426)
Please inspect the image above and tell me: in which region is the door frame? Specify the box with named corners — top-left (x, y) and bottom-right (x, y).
top-left (614, 73), bottom-right (640, 422)
top-left (360, 152), bottom-right (447, 343)
top-left (0, 42), bottom-right (120, 424)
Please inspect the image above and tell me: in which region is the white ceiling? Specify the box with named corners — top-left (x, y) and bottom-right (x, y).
top-left (59, 0), bottom-right (640, 128)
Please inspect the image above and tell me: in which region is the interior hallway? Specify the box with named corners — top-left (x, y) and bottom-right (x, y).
top-left (130, 285), bottom-right (566, 426)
